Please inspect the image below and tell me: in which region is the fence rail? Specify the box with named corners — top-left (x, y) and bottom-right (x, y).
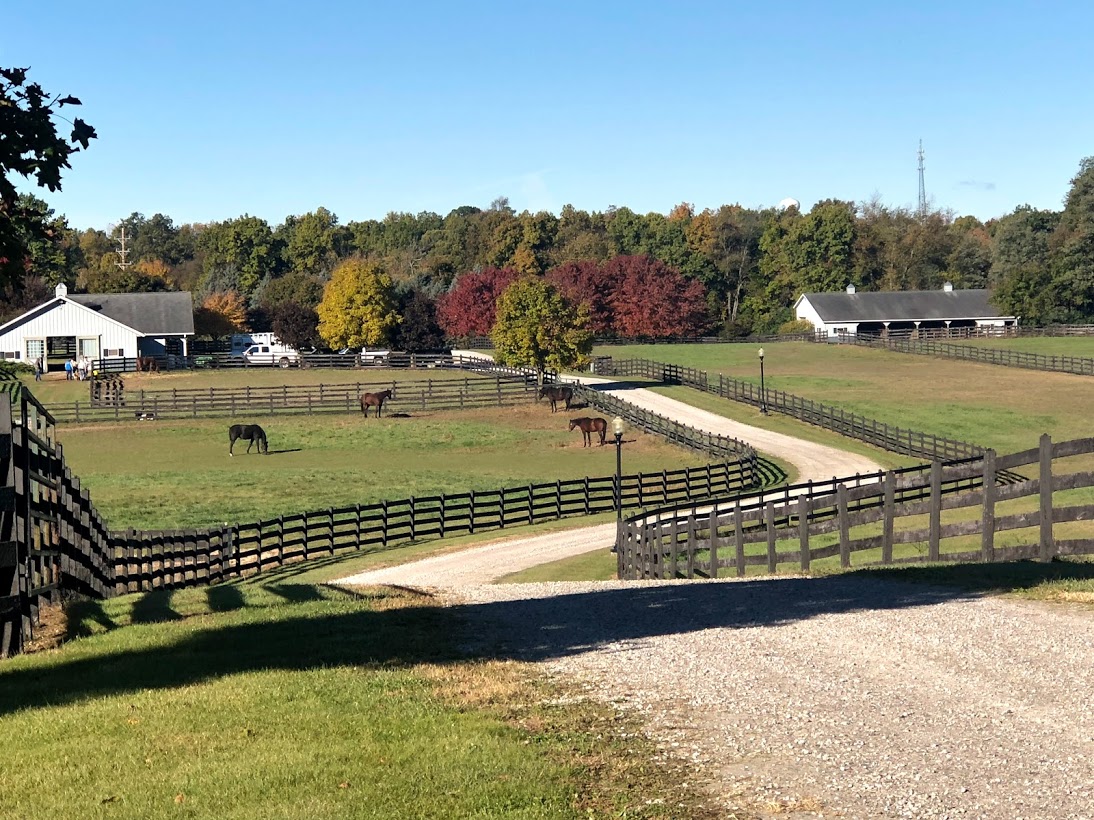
top-left (64, 374), bottom-right (537, 423)
top-left (844, 334), bottom-right (1094, 376)
top-left (617, 435), bottom-right (1092, 579)
top-left (88, 351), bottom-right (498, 375)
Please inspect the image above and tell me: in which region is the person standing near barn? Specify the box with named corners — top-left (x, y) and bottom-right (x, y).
top-left (64, 358), bottom-right (74, 380)
top-left (34, 357), bottom-right (42, 381)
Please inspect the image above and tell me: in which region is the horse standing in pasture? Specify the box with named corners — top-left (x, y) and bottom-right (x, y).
top-left (136, 356), bottom-right (159, 373)
top-left (539, 384), bottom-right (574, 413)
top-left (569, 417), bottom-right (608, 447)
top-left (229, 424), bottom-right (268, 456)
top-left (360, 389), bottom-right (394, 418)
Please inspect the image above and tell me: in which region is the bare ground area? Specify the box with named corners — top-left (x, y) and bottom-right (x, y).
top-left (336, 380), bottom-right (1094, 818)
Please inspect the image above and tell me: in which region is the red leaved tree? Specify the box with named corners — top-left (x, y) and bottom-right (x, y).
top-left (436, 266), bottom-right (520, 337)
top-left (545, 260), bottom-right (620, 335)
top-left (606, 255), bottom-right (710, 338)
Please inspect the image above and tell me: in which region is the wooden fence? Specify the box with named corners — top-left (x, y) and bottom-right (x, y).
top-left (63, 373), bottom-right (538, 423)
top-left (592, 357), bottom-right (985, 462)
top-left (617, 435), bottom-right (1093, 579)
top-left (844, 334), bottom-right (1094, 377)
top-left (90, 351), bottom-right (473, 374)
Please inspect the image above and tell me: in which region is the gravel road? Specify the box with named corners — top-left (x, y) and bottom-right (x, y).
top-left (335, 374), bottom-right (1094, 817)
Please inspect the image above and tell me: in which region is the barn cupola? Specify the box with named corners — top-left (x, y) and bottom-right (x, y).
top-left (55, 282), bottom-right (68, 298)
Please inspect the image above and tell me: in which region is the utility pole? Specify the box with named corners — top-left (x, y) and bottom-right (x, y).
top-left (917, 140), bottom-right (927, 219)
top-left (114, 226), bottom-right (133, 270)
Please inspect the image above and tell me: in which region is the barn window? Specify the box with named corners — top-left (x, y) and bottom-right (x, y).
top-left (0, 351), bottom-right (19, 360)
top-left (103, 348), bottom-right (124, 357)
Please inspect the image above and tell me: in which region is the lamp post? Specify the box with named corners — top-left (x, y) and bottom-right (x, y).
top-left (612, 416), bottom-right (625, 520)
top-left (758, 347), bottom-right (767, 414)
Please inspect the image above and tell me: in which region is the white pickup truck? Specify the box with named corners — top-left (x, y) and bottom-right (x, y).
top-left (241, 343), bottom-right (301, 368)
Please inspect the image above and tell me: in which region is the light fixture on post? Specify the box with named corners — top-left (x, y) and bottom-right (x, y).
top-left (612, 416), bottom-right (625, 520)
top-left (758, 348), bottom-right (767, 415)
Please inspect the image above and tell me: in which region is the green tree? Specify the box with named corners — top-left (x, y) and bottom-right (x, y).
top-left (278, 207), bottom-right (344, 276)
top-left (317, 258), bottom-right (400, 348)
top-left (271, 301), bottom-right (321, 351)
top-left (1, 66), bottom-right (96, 293)
top-left (990, 205), bottom-right (1061, 323)
top-left (1048, 157), bottom-right (1094, 320)
top-left (198, 215), bottom-right (280, 298)
top-left (491, 277), bottom-right (592, 383)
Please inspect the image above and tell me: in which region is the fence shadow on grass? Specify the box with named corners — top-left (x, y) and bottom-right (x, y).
top-left (1, 574), bottom-right (987, 717)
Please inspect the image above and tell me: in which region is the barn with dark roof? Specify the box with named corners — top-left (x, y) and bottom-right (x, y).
top-left (794, 283), bottom-right (1019, 338)
top-left (0, 284), bottom-right (194, 372)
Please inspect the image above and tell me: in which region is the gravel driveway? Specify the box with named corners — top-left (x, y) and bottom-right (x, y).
top-left (336, 375), bottom-right (1094, 817)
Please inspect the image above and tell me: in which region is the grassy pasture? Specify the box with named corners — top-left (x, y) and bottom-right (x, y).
top-left (56, 403), bottom-right (707, 531)
top-left (594, 342), bottom-right (1094, 454)
top-left (0, 581), bottom-right (712, 819)
top-left (963, 336), bottom-right (1094, 356)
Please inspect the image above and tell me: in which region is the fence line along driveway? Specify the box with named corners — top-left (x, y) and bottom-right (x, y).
top-left (336, 378), bottom-right (881, 587)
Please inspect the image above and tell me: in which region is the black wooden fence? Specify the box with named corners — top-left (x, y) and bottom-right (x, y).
top-left (617, 435), bottom-right (1093, 580)
top-left (64, 374), bottom-right (538, 423)
top-left (843, 334), bottom-right (1094, 377)
top-left (592, 357), bottom-right (985, 462)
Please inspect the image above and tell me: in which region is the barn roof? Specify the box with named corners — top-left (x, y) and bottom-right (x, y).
top-left (797, 289), bottom-right (1014, 323)
top-left (66, 292), bottom-right (195, 335)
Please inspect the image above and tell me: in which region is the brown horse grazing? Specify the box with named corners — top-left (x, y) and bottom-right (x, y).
top-left (360, 389), bottom-right (393, 417)
top-left (136, 356), bottom-right (159, 373)
top-left (538, 384), bottom-right (574, 412)
top-left (569, 417), bottom-right (608, 447)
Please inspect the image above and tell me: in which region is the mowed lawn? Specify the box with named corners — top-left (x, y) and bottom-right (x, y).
top-left (56, 403), bottom-right (707, 531)
top-left (0, 581), bottom-right (708, 820)
top-left (594, 342), bottom-right (1094, 454)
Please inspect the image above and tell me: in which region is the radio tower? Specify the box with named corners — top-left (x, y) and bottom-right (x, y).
top-left (114, 226), bottom-right (133, 270)
top-left (917, 140), bottom-right (927, 218)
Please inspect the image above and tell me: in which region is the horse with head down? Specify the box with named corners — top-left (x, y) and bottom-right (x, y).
top-left (229, 424), bottom-right (268, 456)
top-left (360, 389), bottom-right (393, 418)
top-left (538, 384), bottom-right (574, 413)
top-left (569, 417), bottom-right (607, 447)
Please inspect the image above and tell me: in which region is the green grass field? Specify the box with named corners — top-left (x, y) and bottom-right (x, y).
top-left (594, 341), bottom-right (1094, 454)
top-left (0, 579), bottom-right (711, 820)
top-left (57, 403), bottom-right (708, 531)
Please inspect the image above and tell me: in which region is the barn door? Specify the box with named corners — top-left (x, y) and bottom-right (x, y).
top-left (25, 338), bottom-right (44, 371)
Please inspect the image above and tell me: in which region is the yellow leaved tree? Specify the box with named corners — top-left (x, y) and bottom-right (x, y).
top-left (317, 258), bottom-right (400, 349)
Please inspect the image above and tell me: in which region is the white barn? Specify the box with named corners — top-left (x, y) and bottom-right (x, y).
top-left (795, 284), bottom-right (1019, 339)
top-left (0, 284), bottom-right (195, 372)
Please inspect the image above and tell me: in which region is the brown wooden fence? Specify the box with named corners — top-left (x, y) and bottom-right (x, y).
top-left (843, 334), bottom-right (1094, 377)
top-left (617, 435), bottom-right (1091, 579)
top-left (592, 357), bottom-right (985, 462)
top-left (64, 373), bottom-right (538, 423)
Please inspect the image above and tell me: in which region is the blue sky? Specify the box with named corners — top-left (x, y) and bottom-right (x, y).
top-left (6, 1), bottom-right (1092, 230)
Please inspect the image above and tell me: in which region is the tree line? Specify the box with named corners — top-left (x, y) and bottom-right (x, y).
top-left (4, 69), bottom-right (1093, 338)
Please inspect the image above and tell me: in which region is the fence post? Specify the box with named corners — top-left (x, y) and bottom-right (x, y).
top-left (734, 506), bottom-right (745, 577)
top-left (980, 450), bottom-right (996, 562)
top-left (882, 471), bottom-right (895, 564)
top-left (765, 501), bottom-right (777, 574)
top-left (1039, 434), bottom-right (1055, 562)
top-left (838, 484), bottom-right (850, 568)
top-left (708, 509), bottom-right (719, 579)
top-left (798, 494), bottom-right (811, 572)
top-left (929, 461), bottom-right (942, 561)
top-left (686, 514), bottom-right (697, 579)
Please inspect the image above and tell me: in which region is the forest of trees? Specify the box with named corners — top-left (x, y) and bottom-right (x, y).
top-left (4, 158), bottom-right (1094, 342)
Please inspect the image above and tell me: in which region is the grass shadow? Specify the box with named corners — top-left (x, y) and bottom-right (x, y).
top-left (852, 558), bottom-right (1094, 595)
top-left (206, 584), bottom-right (246, 612)
top-left (129, 589), bottom-right (184, 624)
top-left (64, 598), bottom-right (118, 641)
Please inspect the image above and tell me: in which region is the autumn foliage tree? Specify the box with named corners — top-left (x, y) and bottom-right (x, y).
top-left (271, 301), bottom-right (321, 351)
top-left (491, 277), bottom-right (592, 381)
top-left (605, 255), bottom-right (710, 338)
top-left (545, 260), bottom-right (620, 334)
top-left (394, 289), bottom-right (447, 352)
top-left (194, 290), bottom-right (249, 338)
top-left (317, 258), bottom-right (399, 349)
top-left (436, 266), bottom-right (520, 337)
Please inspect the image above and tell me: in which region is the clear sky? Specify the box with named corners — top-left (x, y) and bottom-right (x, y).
top-left (6, 1), bottom-right (1092, 231)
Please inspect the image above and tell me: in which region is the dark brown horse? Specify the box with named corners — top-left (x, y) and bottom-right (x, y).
top-left (569, 417), bottom-right (607, 447)
top-left (360, 389), bottom-right (393, 417)
top-left (229, 424), bottom-right (268, 456)
top-left (136, 356), bottom-right (159, 373)
top-left (539, 384), bottom-right (574, 413)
